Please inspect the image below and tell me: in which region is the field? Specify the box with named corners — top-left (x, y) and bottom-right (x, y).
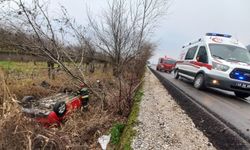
top-left (0, 61), bottom-right (47, 76)
top-left (0, 61), bottom-right (67, 101)
top-left (0, 60), bottom-right (129, 149)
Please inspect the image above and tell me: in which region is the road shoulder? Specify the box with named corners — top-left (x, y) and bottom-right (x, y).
top-left (132, 69), bottom-right (215, 150)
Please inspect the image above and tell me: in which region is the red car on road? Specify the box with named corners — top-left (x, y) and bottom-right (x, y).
top-left (156, 57), bottom-right (176, 73)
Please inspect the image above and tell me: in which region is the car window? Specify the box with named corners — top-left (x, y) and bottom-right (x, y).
top-left (196, 46), bottom-right (208, 63)
top-left (163, 59), bottom-right (176, 64)
top-left (185, 46), bottom-right (198, 60)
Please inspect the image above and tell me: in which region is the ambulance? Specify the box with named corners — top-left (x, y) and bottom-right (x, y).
top-left (174, 33), bottom-right (250, 98)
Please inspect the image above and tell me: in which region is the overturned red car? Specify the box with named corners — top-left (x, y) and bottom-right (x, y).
top-left (21, 87), bottom-right (89, 127)
top-left (156, 57), bottom-right (176, 73)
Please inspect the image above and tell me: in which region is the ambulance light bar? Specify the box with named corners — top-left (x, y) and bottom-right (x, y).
top-left (206, 33), bottom-right (232, 38)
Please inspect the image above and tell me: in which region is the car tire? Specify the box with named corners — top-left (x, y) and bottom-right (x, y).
top-left (194, 73), bottom-right (206, 90)
top-left (22, 96), bottom-right (35, 103)
top-left (234, 91), bottom-right (249, 99)
top-left (21, 96), bottom-right (35, 108)
top-left (174, 69), bottom-right (180, 79)
top-left (53, 101), bottom-right (67, 117)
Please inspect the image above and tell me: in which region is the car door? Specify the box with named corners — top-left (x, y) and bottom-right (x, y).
top-left (194, 46), bottom-right (209, 71)
top-left (180, 46), bottom-right (198, 79)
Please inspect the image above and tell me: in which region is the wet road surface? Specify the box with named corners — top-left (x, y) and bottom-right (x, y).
top-left (151, 66), bottom-right (250, 139)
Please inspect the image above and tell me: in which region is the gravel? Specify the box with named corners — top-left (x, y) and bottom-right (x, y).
top-left (132, 69), bottom-right (216, 150)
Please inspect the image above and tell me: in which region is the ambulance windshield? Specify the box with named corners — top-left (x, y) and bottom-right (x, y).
top-left (209, 44), bottom-right (250, 64)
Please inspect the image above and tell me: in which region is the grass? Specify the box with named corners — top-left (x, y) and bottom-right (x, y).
top-left (0, 61), bottom-right (47, 74)
top-left (0, 61), bottom-right (70, 100)
top-left (110, 123), bottom-right (125, 145)
top-left (0, 49), bottom-right (19, 53)
top-left (117, 88), bottom-right (144, 150)
top-left (0, 61), bottom-right (15, 69)
top-left (0, 61), bottom-right (113, 79)
top-left (0, 61), bottom-right (47, 68)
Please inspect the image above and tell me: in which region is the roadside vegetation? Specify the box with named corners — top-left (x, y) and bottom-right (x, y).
top-left (0, 62), bottom-right (131, 149)
top-left (118, 89), bottom-right (144, 150)
top-left (0, 0), bottom-right (169, 149)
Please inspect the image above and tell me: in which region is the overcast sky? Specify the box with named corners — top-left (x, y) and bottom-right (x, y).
top-left (49, 0), bottom-right (250, 63)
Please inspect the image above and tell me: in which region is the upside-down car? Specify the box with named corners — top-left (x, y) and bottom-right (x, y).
top-left (21, 87), bottom-right (89, 127)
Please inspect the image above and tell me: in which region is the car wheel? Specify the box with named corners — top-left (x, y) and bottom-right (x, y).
top-left (21, 96), bottom-right (35, 108)
top-left (53, 101), bottom-right (67, 117)
top-left (194, 73), bottom-right (206, 90)
top-left (174, 69), bottom-right (179, 79)
top-left (22, 96), bottom-right (35, 103)
top-left (234, 91), bottom-right (249, 99)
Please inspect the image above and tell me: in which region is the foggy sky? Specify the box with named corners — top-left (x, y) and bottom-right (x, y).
top-left (49, 0), bottom-right (250, 63)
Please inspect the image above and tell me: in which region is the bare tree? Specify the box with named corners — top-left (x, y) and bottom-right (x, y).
top-left (88, 0), bottom-right (168, 76)
top-left (88, 0), bottom-right (169, 114)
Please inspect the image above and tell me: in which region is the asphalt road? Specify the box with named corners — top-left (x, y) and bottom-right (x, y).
top-left (150, 65), bottom-right (250, 139)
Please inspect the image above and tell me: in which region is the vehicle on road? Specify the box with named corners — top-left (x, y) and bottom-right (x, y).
top-left (156, 57), bottom-right (176, 73)
top-left (174, 33), bottom-right (250, 98)
top-left (21, 87), bottom-right (89, 127)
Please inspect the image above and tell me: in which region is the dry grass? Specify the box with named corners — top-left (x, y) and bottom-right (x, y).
top-left (0, 62), bottom-right (134, 149)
